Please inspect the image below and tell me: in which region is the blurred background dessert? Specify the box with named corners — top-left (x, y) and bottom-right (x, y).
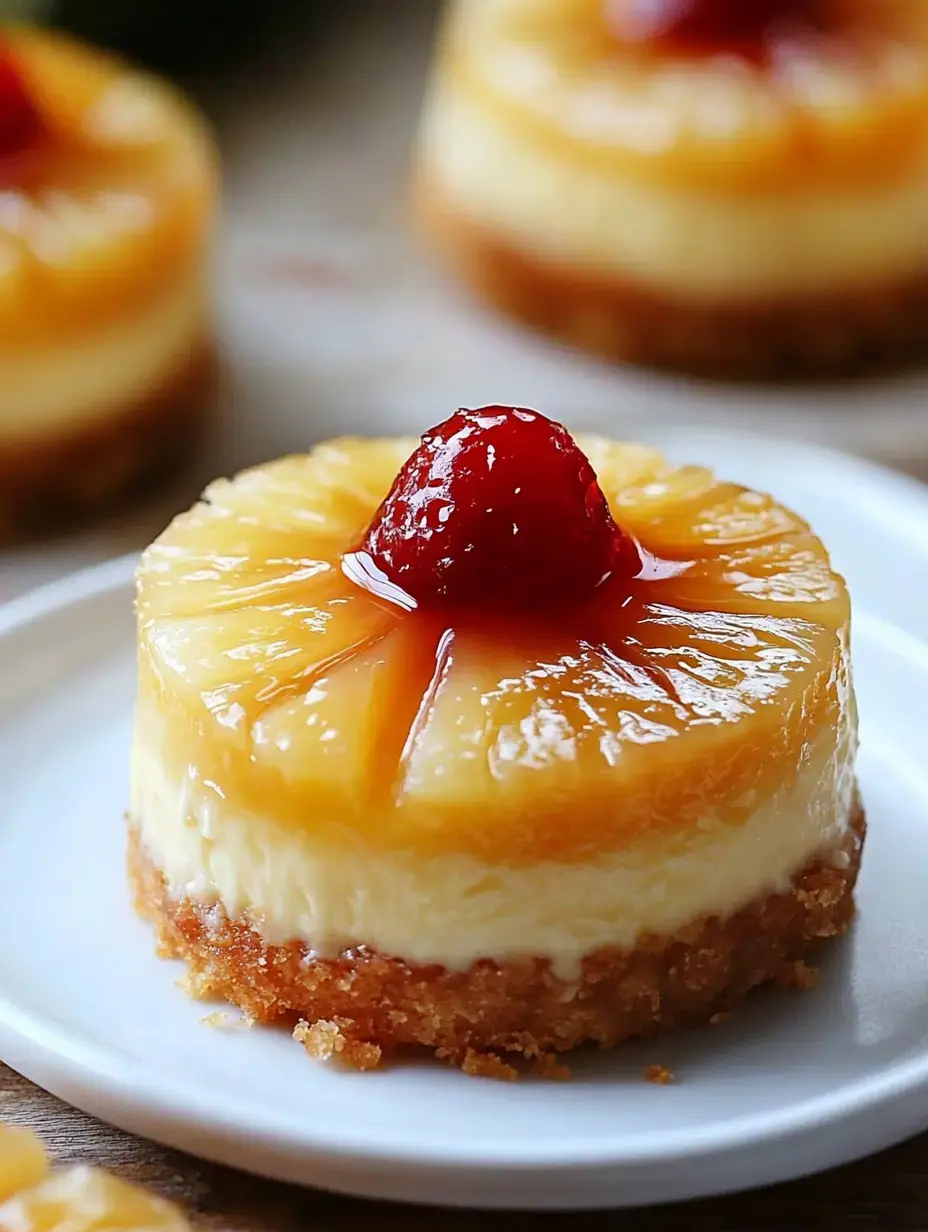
top-left (0, 0), bottom-right (924, 591)
top-left (0, 25), bottom-right (216, 543)
top-left (416, 0), bottom-right (928, 378)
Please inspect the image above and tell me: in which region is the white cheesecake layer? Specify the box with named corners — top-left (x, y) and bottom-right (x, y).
top-left (420, 74), bottom-right (928, 300)
top-left (0, 269), bottom-right (207, 442)
top-left (130, 713), bottom-right (856, 980)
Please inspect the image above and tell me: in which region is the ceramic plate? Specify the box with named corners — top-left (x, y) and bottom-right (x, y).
top-left (0, 430), bottom-right (926, 1210)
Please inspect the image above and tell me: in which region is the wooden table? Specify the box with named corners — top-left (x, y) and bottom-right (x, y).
top-left (2, 1060), bottom-right (926, 1229)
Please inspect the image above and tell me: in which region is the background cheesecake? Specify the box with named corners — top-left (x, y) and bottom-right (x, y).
top-left (416, 0), bottom-right (928, 378)
top-left (0, 28), bottom-right (216, 542)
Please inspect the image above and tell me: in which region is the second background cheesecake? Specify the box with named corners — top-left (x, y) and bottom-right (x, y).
top-left (415, 0), bottom-right (928, 379)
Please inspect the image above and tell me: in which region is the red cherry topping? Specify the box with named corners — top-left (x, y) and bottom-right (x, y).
top-left (609, 0), bottom-right (825, 53)
top-left (0, 47), bottom-right (41, 162)
top-left (352, 406), bottom-right (641, 611)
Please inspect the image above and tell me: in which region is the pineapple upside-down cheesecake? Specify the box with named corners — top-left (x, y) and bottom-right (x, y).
top-left (417, 0), bottom-right (928, 377)
top-left (130, 406), bottom-right (862, 1072)
top-left (0, 28), bottom-right (216, 540)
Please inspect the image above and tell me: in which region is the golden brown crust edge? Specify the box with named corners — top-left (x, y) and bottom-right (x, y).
top-left (416, 178), bottom-right (928, 380)
top-left (0, 341), bottom-right (213, 546)
top-left (128, 797), bottom-right (865, 1065)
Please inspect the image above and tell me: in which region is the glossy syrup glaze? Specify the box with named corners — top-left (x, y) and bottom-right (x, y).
top-left (136, 427), bottom-right (853, 863)
top-left (608, 0), bottom-right (829, 57)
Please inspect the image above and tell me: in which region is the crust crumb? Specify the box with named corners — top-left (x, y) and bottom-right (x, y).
top-left (778, 960), bottom-right (819, 990)
top-left (645, 1064), bottom-right (674, 1086)
top-left (459, 1048), bottom-right (518, 1082)
top-left (709, 1012), bottom-right (732, 1026)
top-left (533, 1053), bottom-right (572, 1081)
top-left (293, 1019), bottom-right (383, 1071)
top-left (176, 970), bottom-right (220, 1000)
top-left (435, 1044), bottom-right (520, 1080)
top-left (200, 1010), bottom-right (254, 1031)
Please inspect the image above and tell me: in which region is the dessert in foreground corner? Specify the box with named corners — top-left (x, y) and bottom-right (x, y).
top-left (0, 1123), bottom-right (192, 1229)
top-left (416, 0), bottom-right (928, 377)
top-left (0, 28), bottom-right (216, 542)
top-left (130, 406), bottom-right (862, 1075)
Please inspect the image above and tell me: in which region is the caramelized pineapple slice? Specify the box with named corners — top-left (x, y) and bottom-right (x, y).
top-left (0, 1123), bottom-right (193, 1230)
top-left (137, 447), bottom-right (416, 622)
top-left (0, 1166), bottom-right (189, 1232)
top-left (398, 603), bottom-right (844, 860)
top-left (253, 621), bottom-right (427, 812)
top-left (0, 28), bottom-right (214, 344)
top-left (638, 533), bottom-right (846, 623)
top-left (446, 0), bottom-right (928, 189)
top-left (0, 1127), bottom-right (47, 1202)
top-left (137, 436), bottom-right (851, 862)
top-left (144, 588), bottom-right (399, 755)
top-left (613, 470), bottom-right (801, 551)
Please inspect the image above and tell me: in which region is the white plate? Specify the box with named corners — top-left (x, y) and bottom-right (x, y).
top-left (0, 430), bottom-right (927, 1211)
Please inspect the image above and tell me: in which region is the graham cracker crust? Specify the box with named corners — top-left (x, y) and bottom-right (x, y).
top-left (129, 797), bottom-right (865, 1073)
top-left (417, 179), bottom-right (928, 380)
top-left (0, 341), bottom-right (213, 546)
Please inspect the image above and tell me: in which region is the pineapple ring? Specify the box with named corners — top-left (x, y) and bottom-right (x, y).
top-left (0, 28), bottom-right (215, 346)
top-left (136, 437), bottom-right (852, 864)
top-left (444, 0), bottom-right (928, 191)
top-left (133, 438), bottom-right (852, 862)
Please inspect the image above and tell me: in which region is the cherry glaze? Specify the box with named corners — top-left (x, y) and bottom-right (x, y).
top-left (348, 406), bottom-right (641, 612)
top-left (0, 47), bottom-right (41, 164)
top-left (609, 0), bottom-right (826, 54)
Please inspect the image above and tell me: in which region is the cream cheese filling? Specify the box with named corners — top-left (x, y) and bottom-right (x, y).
top-left (419, 75), bottom-right (928, 300)
top-left (130, 715), bottom-right (857, 980)
top-left (0, 267), bottom-right (207, 442)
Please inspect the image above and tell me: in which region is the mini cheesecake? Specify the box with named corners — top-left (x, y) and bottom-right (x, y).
top-left (416, 0), bottom-right (928, 377)
top-left (131, 407), bottom-right (861, 1073)
top-left (0, 28), bottom-right (216, 541)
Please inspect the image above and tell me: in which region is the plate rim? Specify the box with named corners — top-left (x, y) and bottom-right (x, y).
top-left (0, 431), bottom-right (927, 1188)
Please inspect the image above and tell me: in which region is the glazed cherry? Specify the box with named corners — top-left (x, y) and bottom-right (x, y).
top-left (351, 406), bottom-right (641, 611)
top-left (609, 0), bottom-right (825, 52)
top-left (0, 47), bottom-right (41, 162)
